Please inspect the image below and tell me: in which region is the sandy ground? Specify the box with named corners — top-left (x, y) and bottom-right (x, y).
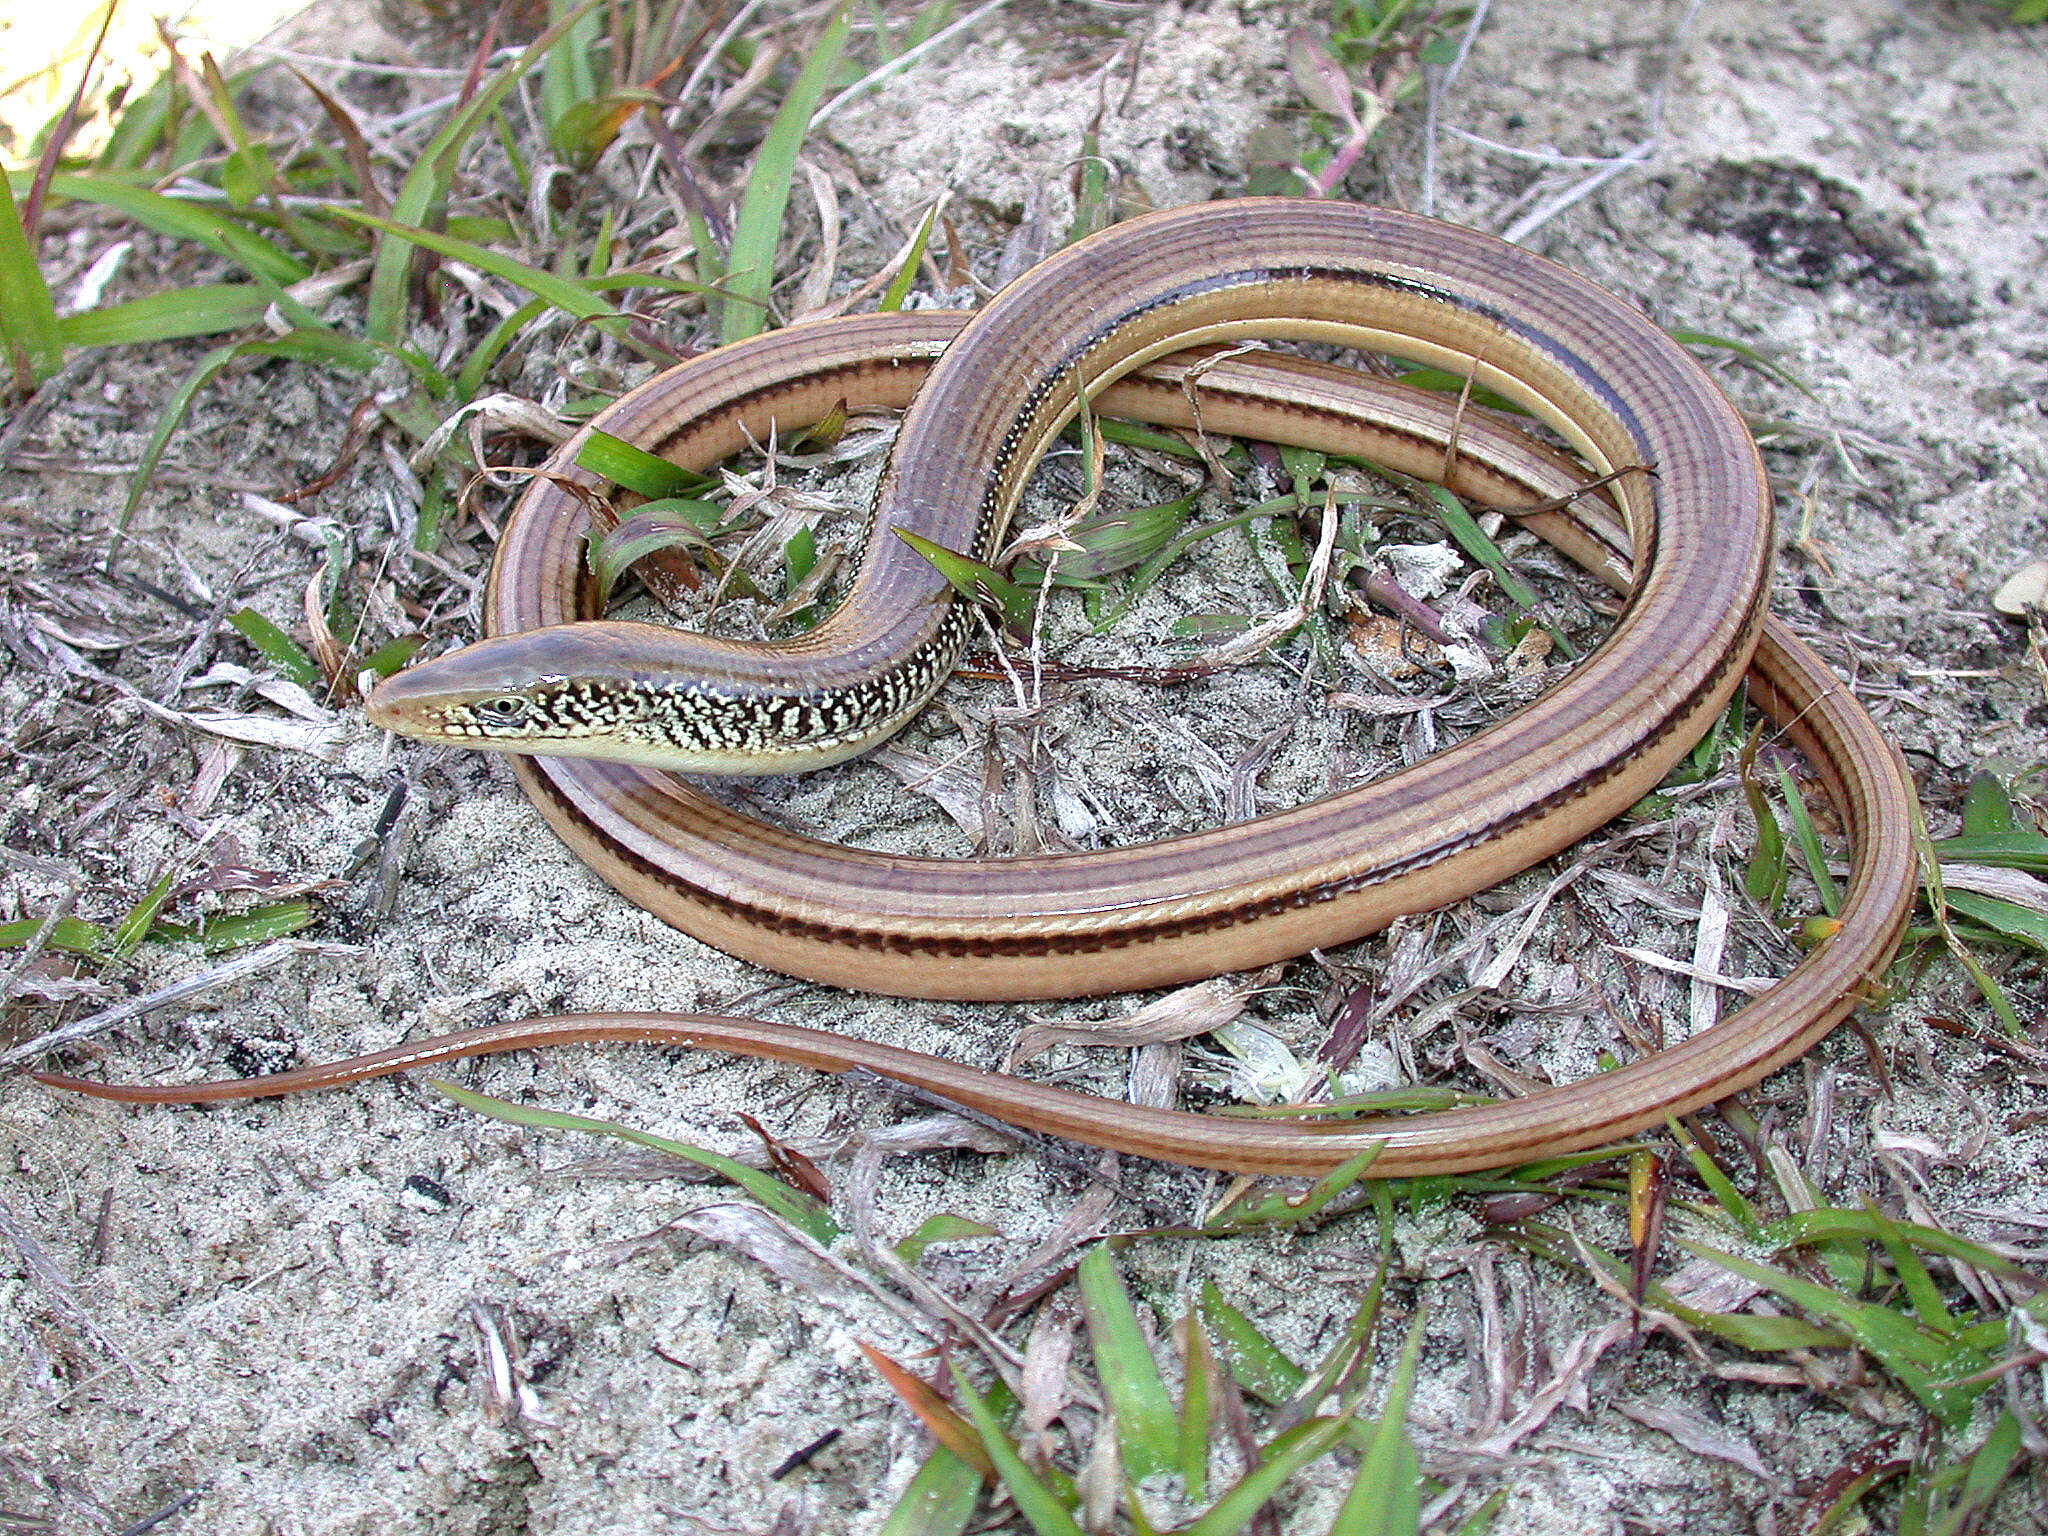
top-left (2, 1), bottom-right (2045, 1532)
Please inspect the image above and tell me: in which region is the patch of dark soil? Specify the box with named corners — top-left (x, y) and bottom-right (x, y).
top-left (1663, 159), bottom-right (1973, 327)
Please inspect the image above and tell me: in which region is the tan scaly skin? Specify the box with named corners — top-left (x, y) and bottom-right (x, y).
top-left (39, 202), bottom-right (1916, 1176)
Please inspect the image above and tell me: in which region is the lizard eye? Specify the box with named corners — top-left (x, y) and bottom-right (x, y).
top-left (471, 695), bottom-right (533, 727)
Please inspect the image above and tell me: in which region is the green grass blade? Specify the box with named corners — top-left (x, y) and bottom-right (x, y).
top-left (0, 171), bottom-right (64, 386)
top-left (576, 429), bottom-right (715, 496)
top-left (359, 635), bottom-right (425, 679)
top-left (1178, 1311), bottom-right (1217, 1503)
top-left (541, 0), bottom-right (603, 152)
top-left (1663, 1115), bottom-right (1762, 1240)
top-left (1742, 751), bottom-right (1789, 911)
top-left (1095, 416), bottom-right (1209, 460)
top-left (892, 1213), bottom-right (995, 1266)
top-left (0, 916), bottom-right (107, 954)
top-left (1959, 771), bottom-right (2022, 836)
top-left (1676, 1238), bottom-right (1992, 1427)
top-left (685, 201), bottom-right (725, 292)
top-left (1764, 1208), bottom-right (2035, 1284)
top-left (1392, 366), bottom-right (1524, 414)
top-left (412, 474), bottom-right (452, 552)
top-left (154, 901), bottom-right (316, 953)
top-left (553, 90), bottom-right (666, 172)
top-left (1812, 1456), bottom-right (1909, 1536)
top-left (874, 1445), bottom-right (982, 1536)
top-left (1941, 890), bottom-right (2048, 953)
top-left (1929, 832), bottom-right (2048, 873)
top-left (1067, 123), bottom-right (1111, 246)
top-left (1662, 1307), bottom-right (1848, 1353)
top-left (1939, 1412), bottom-right (2025, 1533)
top-left (1666, 326), bottom-right (1811, 395)
top-left (948, 1366), bottom-right (1087, 1536)
top-left (58, 285), bottom-right (271, 348)
top-left (227, 608), bottom-right (319, 687)
top-left (1075, 1245), bottom-right (1178, 1481)
top-left (118, 332), bottom-right (380, 549)
top-left (1198, 1282), bottom-right (1306, 1405)
top-left (1445, 1491), bottom-right (1508, 1535)
top-left (456, 296), bottom-right (549, 401)
top-left (1777, 763), bottom-right (1840, 915)
top-left (1294, 1262), bottom-right (1387, 1412)
top-left (783, 525), bottom-right (818, 591)
top-left (1217, 1087), bottom-right (1493, 1120)
top-left (896, 529), bottom-right (1031, 627)
top-left (109, 869), bottom-right (177, 960)
top-left (1087, 509), bottom-right (1267, 635)
top-left (1183, 1416), bottom-right (1353, 1536)
top-left (878, 198), bottom-right (941, 312)
top-left (1325, 1309), bottom-right (1427, 1536)
top-left (432, 1081), bottom-right (840, 1244)
top-left (1916, 797), bottom-right (2029, 1035)
top-left (586, 503), bottom-right (721, 603)
top-left (899, 0), bottom-right (959, 54)
top-left (97, 68), bottom-right (178, 170)
top-left (1678, 1241), bottom-right (1946, 1361)
top-left (1860, 1201), bottom-right (1958, 1332)
top-left (1898, 1415), bottom-right (2025, 1536)
top-left (1419, 483), bottom-right (1540, 611)
top-left (1039, 492), bottom-right (1198, 586)
top-left (366, 0), bottom-right (606, 342)
top-left (718, 5), bottom-right (853, 342)
top-left (200, 70), bottom-right (328, 263)
top-left (329, 207), bottom-right (628, 325)
top-left (1206, 1146), bottom-right (1382, 1230)
top-left (41, 171), bottom-right (310, 286)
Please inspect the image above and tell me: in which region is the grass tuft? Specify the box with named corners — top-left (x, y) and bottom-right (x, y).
top-left (0, 171), bottom-right (64, 390)
top-left (717, 5), bottom-right (852, 343)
